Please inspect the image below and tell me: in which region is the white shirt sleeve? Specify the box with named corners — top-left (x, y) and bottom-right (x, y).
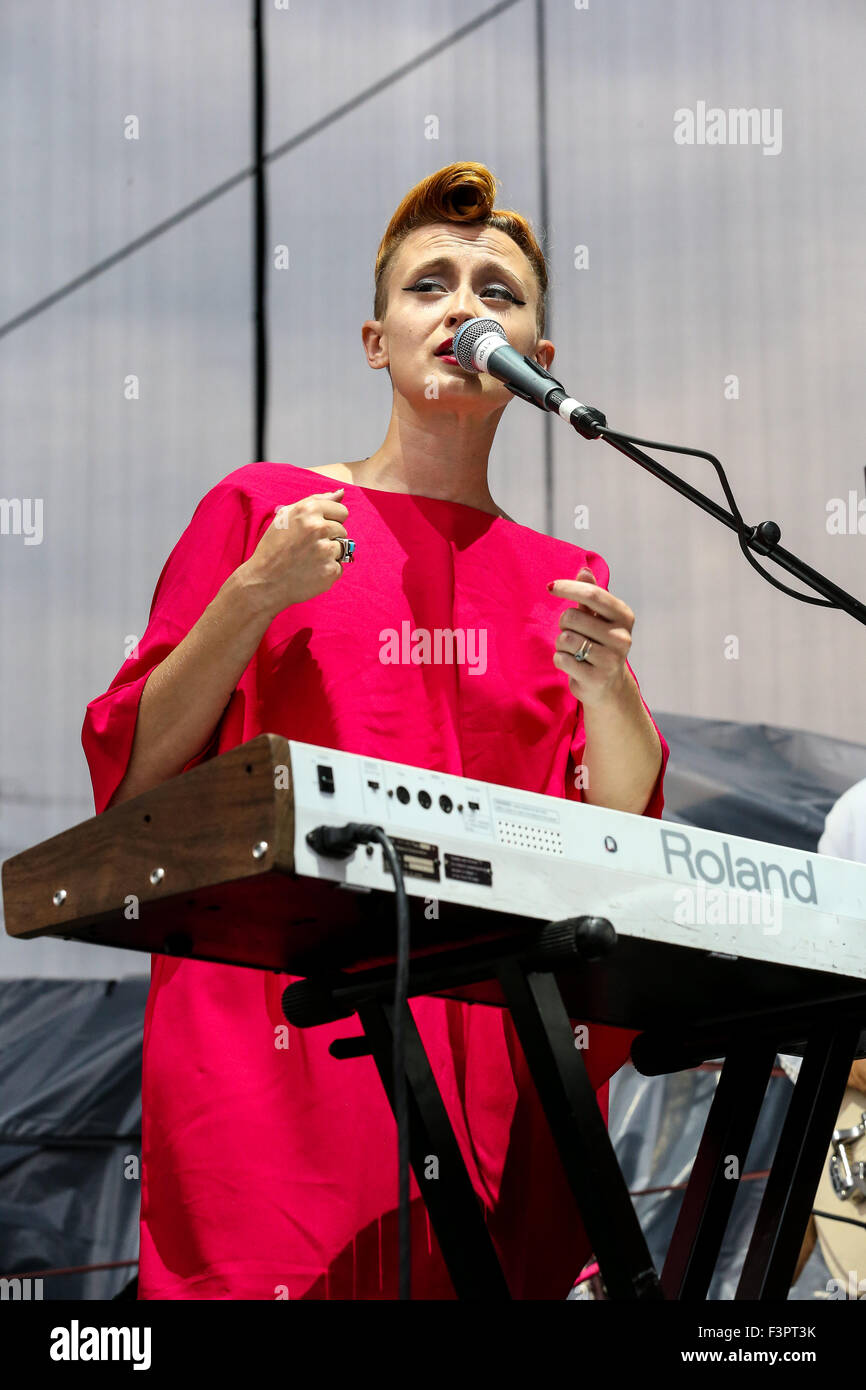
top-left (818, 778), bottom-right (866, 862)
top-left (778, 780), bottom-right (866, 1083)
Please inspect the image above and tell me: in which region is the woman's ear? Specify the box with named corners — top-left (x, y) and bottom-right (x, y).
top-left (361, 319), bottom-right (389, 370)
top-left (534, 338), bottom-right (555, 371)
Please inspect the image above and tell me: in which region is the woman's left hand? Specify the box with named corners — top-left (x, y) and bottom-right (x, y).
top-left (548, 566), bottom-right (635, 709)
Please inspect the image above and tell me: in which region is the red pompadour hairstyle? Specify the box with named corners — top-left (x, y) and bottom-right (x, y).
top-left (373, 161), bottom-right (549, 335)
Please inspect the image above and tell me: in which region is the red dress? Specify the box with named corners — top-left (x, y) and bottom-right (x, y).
top-left (82, 462), bottom-right (670, 1300)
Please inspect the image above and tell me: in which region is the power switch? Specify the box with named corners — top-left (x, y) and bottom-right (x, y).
top-left (317, 764), bottom-right (335, 795)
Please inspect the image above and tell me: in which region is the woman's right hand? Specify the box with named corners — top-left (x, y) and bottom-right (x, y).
top-left (238, 489), bottom-right (350, 618)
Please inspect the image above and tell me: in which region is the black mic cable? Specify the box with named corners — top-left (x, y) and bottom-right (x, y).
top-left (305, 821), bottom-right (412, 1300)
top-left (453, 316), bottom-right (854, 613)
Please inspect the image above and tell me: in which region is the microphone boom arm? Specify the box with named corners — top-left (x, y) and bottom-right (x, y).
top-left (560, 401), bottom-right (866, 624)
top-left (451, 315), bottom-right (864, 621)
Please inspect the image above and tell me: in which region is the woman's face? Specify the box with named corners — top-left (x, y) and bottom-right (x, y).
top-left (362, 222), bottom-right (554, 414)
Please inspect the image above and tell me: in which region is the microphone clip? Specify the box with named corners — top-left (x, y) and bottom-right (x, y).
top-left (505, 357), bottom-right (566, 412)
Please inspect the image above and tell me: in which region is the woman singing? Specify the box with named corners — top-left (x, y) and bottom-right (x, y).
top-left (82, 161), bottom-right (669, 1300)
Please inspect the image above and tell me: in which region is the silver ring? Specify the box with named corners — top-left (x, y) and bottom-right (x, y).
top-left (573, 638), bottom-right (593, 663)
top-left (337, 537), bottom-right (355, 565)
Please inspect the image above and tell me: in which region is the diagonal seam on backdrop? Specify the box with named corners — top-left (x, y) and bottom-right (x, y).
top-left (0, 0), bottom-right (525, 342)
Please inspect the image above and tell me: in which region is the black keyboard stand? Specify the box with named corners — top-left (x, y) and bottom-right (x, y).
top-left (281, 914), bottom-right (862, 1301)
top-left (645, 1022), bottom-right (860, 1299)
top-left (283, 914), bottom-right (660, 1300)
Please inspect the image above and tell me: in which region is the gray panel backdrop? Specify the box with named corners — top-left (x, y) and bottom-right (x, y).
top-left (1, 0), bottom-right (864, 977)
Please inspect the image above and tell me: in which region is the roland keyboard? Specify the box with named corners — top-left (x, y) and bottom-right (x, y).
top-left (4, 734), bottom-right (866, 1045)
top-left (286, 740), bottom-right (866, 981)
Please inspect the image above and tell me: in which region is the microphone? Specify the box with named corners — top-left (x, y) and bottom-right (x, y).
top-left (451, 317), bottom-right (607, 439)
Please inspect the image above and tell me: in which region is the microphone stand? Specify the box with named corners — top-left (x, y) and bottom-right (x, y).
top-left (450, 320), bottom-right (866, 623)
top-left (541, 382), bottom-right (866, 626)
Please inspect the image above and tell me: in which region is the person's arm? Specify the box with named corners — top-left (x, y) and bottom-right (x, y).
top-left (550, 567), bottom-right (666, 816)
top-left (581, 668), bottom-right (664, 815)
top-left (104, 487), bottom-right (349, 809)
top-left (849, 1059), bottom-right (866, 1091)
top-left (106, 563), bottom-right (274, 808)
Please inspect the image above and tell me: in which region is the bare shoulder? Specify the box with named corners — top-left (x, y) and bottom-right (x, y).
top-left (306, 463), bottom-right (356, 484)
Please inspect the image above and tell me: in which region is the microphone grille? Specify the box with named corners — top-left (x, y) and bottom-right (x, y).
top-left (452, 317), bottom-right (507, 371)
